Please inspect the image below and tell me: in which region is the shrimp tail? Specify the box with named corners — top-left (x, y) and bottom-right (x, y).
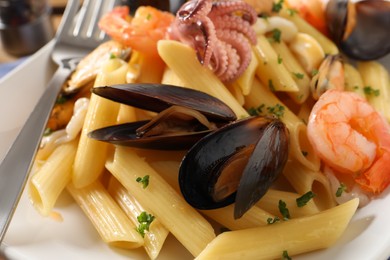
top-left (355, 148), bottom-right (390, 194)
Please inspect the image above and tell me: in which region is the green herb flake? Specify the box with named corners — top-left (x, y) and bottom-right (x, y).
top-left (277, 54), bottom-right (283, 64)
top-left (267, 216), bottom-right (280, 224)
top-left (268, 79), bottom-right (275, 91)
top-left (267, 104), bottom-right (285, 119)
top-left (146, 13), bottom-right (152, 20)
top-left (311, 69), bottom-right (319, 77)
top-left (353, 85), bottom-right (359, 90)
top-left (363, 86), bottom-right (380, 96)
top-left (278, 200), bottom-right (290, 220)
top-left (272, 0), bottom-right (284, 13)
top-left (55, 95), bottom-right (68, 104)
top-left (43, 128), bottom-right (53, 136)
top-left (296, 191), bottom-right (316, 207)
top-left (336, 183), bottom-right (347, 197)
top-left (282, 250), bottom-right (292, 260)
top-left (109, 53), bottom-right (117, 59)
top-left (136, 211), bottom-right (155, 237)
top-left (293, 72), bottom-right (304, 79)
top-left (136, 175), bottom-right (150, 189)
top-left (270, 28), bottom-right (282, 43)
top-left (287, 8), bottom-right (298, 16)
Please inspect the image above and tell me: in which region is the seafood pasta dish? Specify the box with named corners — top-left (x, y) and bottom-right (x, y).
top-left (26, 0), bottom-right (390, 259)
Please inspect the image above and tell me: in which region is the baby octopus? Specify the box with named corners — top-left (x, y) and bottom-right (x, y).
top-left (170, 0), bottom-right (258, 82)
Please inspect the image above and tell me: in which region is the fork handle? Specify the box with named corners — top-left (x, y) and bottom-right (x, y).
top-left (0, 62), bottom-right (75, 243)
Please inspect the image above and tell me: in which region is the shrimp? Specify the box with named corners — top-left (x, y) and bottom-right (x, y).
top-left (307, 89), bottom-right (390, 194)
top-left (98, 6), bottom-right (174, 56)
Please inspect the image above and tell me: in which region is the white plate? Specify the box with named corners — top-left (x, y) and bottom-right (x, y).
top-left (0, 41), bottom-right (390, 260)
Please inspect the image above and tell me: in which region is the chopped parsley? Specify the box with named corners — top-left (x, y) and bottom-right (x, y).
top-left (278, 200), bottom-right (290, 220)
top-left (282, 250), bottom-right (292, 260)
top-left (55, 94), bottom-right (68, 104)
top-left (293, 72), bottom-right (304, 79)
top-left (136, 175), bottom-right (150, 189)
top-left (136, 211), bottom-right (155, 237)
top-left (272, 0), bottom-right (284, 13)
top-left (268, 79), bottom-right (275, 91)
top-left (270, 28), bottom-right (282, 43)
top-left (43, 127), bottom-right (53, 136)
top-left (336, 183), bottom-right (347, 197)
top-left (363, 86), bottom-right (380, 96)
top-left (267, 216), bottom-right (280, 224)
top-left (311, 69), bottom-right (319, 77)
top-left (277, 54), bottom-right (283, 64)
top-left (296, 191), bottom-right (316, 207)
top-left (109, 53), bottom-right (117, 59)
top-left (146, 13), bottom-right (152, 20)
top-left (287, 8), bottom-right (298, 16)
top-left (248, 103), bottom-right (285, 119)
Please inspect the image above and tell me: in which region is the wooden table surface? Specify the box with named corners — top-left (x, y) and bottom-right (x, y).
top-left (0, 0), bottom-right (67, 63)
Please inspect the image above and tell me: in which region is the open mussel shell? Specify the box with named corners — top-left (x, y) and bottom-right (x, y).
top-left (88, 120), bottom-right (212, 150)
top-left (92, 83), bottom-right (237, 122)
top-left (179, 116), bottom-right (289, 219)
top-left (326, 0), bottom-right (390, 60)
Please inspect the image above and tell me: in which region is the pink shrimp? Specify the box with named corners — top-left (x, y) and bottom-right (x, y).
top-left (98, 6), bottom-right (174, 56)
top-left (307, 89), bottom-right (390, 194)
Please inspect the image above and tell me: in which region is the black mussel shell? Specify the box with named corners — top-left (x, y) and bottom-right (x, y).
top-left (326, 0), bottom-right (390, 60)
top-left (88, 120), bottom-right (212, 150)
top-left (179, 116), bottom-right (289, 218)
top-left (92, 84), bottom-right (236, 122)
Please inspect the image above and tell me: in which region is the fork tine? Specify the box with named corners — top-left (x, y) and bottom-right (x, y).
top-left (55, 0), bottom-right (81, 41)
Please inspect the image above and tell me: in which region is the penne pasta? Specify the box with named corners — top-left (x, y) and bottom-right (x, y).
top-left (236, 50), bottom-right (258, 95)
top-left (253, 35), bottom-right (299, 92)
top-left (72, 58), bottom-right (128, 188)
top-left (29, 138), bottom-right (78, 216)
top-left (157, 40), bottom-right (249, 118)
top-left (196, 198), bottom-right (359, 260)
top-left (106, 147), bottom-right (216, 257)
top-left (67, 181), bottom-right (144, 249)
top-left (343, 63), bottom-right (365, 98)
top-left (108, 177), bottom-right (169, 260)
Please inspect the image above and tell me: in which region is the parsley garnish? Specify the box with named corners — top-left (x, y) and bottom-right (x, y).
top-left (109, 53), bottom-right (117, 59)
top-left (268, 79), bottom-right (275, 91)
top-left (248, 104), bottom-right (265, 116)
top-left (363, 86), bottom-right (380, 96)
top-left (311, 69), bottom-right (319, 77)
top-left (267, 104), bottom-right (285, 119)
top-left (267, 216), bottom-right (280, 224)
top-left (278, 200), bottom-right (290, 220)
top-left (43, 127), bottom-right (53, 136)
top-left (136, 211), bottom-right (155, 237)
top-left (277, 54), bottom-right (283, 64)
top-left (296, 191), bottom-right (316, 207)
top-left (56, 95), bottom-right (68, 104)
top-left (146, 13), bottom-right (152, 20)
top-left (272, 0), bottom-right (284, 13)
top-left (293, 72), bottom-right (304, 79)
top-left (136, 175), bottom-right (150, 189)
top-left (287, 8), bottom-right (298, 16)
top-left (270, 28), bottom-right (282, 43)
top-left (336, 183), bottom-right (347, 197)
top-left (282, 250), bottom-right (292, 260)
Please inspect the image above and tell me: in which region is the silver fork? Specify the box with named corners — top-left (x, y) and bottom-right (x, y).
top-left (0, 0), bottom-right (118, 243)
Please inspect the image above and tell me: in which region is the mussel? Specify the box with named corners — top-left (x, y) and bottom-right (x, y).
top-left (179, 116), bottom-right (290, 219)
top-left (326, 0), bottom-right (390, 60)
top-left (88, 83), bottom-right (236, 150)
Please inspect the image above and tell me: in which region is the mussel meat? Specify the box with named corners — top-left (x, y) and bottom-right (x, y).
top-left (326, 0), bottom-right (390, 60)
top-left (88, 83), bottom-right (236, 150)
top-left (179, 116), bottom-right (290, 219)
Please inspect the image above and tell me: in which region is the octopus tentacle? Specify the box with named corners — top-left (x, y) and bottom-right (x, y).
top-left (177, 0), bottom-right (212, 22)
top-left (210, 0), bottom-right (258, 24)
top-left (212, 15), bottom-right (257, 44)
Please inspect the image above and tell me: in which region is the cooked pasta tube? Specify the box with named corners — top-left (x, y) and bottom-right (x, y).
top-left (358, 61), bottom-right (390, 121)
top-left (105, 147), bottom-right (216, 257)
top-left (161, 67), bottom-right (186, 87)
top-left (67, 181), bottom-right (144, 249)
top-left (108, 177), bottom-right (169, 260)
top-left (236, 50), bottom-right (258, 95)
top-left (271, 41), bottom-right (310, 103)
top-left (196, 198), bottom-right (359, 260)
top-left (344, 63), bottom-right (365, 98)
top-left (283, 160), bottom-right (336, 211)
top-left (72, 58), bottom-right (128, 188)
top-left (157, 40), bottom-right (248, 118)
top-left (148, 160), bottom-right (274, 231)
top-left (257, 189), bottom-right (319, 218)
top-left (279, 8), bottom-right (339, 55)
top-left (254, 35), bottom-right (299, 92)
top-left (245, 77), bottom-right (320, 171)
top-left (29, 138), bottom-right (78, 216)
top-left (126, 50), bottom-right (165, 84)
